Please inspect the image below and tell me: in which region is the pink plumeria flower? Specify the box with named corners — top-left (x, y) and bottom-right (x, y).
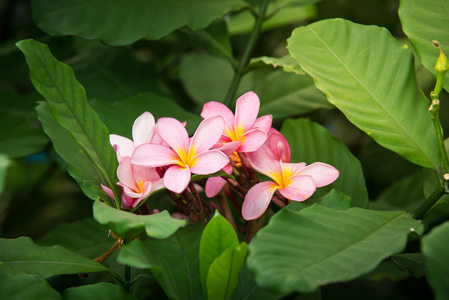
top-left (200, 91), bottom-right (272, 153)
top-left (264, 128), bottom-right (291, 162)
top-left (101, 157), bottom-right (164, 210)
top-left (110, 111), bottom-right (156, 162)
top-left (242, 147), bottom-right (339, 220)
top-left (131, 116), bottom-right (229, 194)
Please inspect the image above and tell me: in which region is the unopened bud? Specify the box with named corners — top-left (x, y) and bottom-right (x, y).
top-left (433, 40), bottom-right (449, 73)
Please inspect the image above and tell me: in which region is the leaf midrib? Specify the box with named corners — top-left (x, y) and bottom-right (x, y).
top-left (304, 25), bottom-right (436, 170)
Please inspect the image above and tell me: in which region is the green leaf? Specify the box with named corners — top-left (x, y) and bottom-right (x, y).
top-left (0, 237), bottom-right (113, 278)
top-left (391, 253), bottom-right (426, 278)
top-left (231, 263), bottom-right (280, 300)
top-left (36, 103), bottom-right (106, 201)
top-left (227, 2), bottom-right (317, 35)
top-left (286, 188), bottom-right (352, 211)
top-left (245, 69), bottom-right (334, 119)
top-left (16, 39), bottom-right (120, 206)
top-left (199, 213), bottom-right (239, 299)
top-left (32, 0), bottom-right (248, 45)
top-left (399, 0), bottom-right (449, 93)
top-left (281, 118), bottom-right (368, 208)
top-left (0, 263), bottom-right (61, 300)
top-left (93, 200), bottom-right (186, 240)
top-left (0, 154), bottom-right (11, 195)
top-left (62, 282), bottom-right (136, 300)
top-left (422, 221), bottom-right (449, 299)
top-left (247, 205), bottom-right (423, 294)
top-left (0, 111), bottom-right (48, 158)
top-left (91, 93), bottom-right (203, 137)
top-left (250, 55), bottom-right (305, 75)
top-left (117, 222), bottom-right (205, 300)
top-left (287, 19), bottom-right (441, 171)
top-left (207, 243), bottom-right (248, 300)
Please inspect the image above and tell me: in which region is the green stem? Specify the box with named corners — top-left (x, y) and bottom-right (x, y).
top-left (123, 264), bottom-right (131, 292)
top-left (223, 0), bottom-right (269, 108)
top-left (429, 100), bottom-right (449, 173)
top-left (413, 184), bottom-right (446, 219)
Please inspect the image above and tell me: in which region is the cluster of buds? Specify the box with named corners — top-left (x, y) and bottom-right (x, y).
top-left (102, 92), bottom-right (339, 221)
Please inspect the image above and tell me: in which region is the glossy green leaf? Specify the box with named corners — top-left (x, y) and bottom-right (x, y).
top-left (207, 243), bottom-right (248, 300)
top-left (0, 237), bottom-right (112, 278)
top-left (250, 55), bottom-right (305, 75)
top-left (247, 205), bottom-right (423, 293)
top-left (117, 222), bottom-right (205, 300)
top-left (36, 103), bottom-right (106, 201)
top-left (399, 0), bottom-right (449, 92)
top-left (287, 19), bottom-right (440, 171)
top-left (422, 221), bottom-right (449, 299)
top-left (17, 39), bottom-right (120, 205)
top-left (93, 200), bottom-right (186, 240)
top-left (32, 0), bottom-right (247, 45)
top-left (199, 212), bottom-right (239, 299)
top-left (286, 188), bottom-right (352, 211)
top-left (62, 282), bottom-right (136, 300)
top-left (281, 118), bottom-right (368, 208)
top-left (0, 263), bottom-right (61, 300)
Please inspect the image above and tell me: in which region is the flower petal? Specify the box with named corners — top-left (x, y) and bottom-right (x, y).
top-left (131, 144), bottom-right (179, 167)
top-left (279, 175), bottom-right (316, 201)
top-left (132, 111), bottom-right (155, 147)
top-left (235, 91), bottom-right (260, 133)
top-left (238, 128), bottom-right (267, 152)
top-left (216, 141), bottom-right (241, 155)
top-left (190, 116), bottom-right (224, 154)
top-left (246, 146), bottom-right (282, 179)
top-left (253, 114), bottom-right (272, 134)
top-left (242, 181), bottom-right (278, 220)
top-left (297, 162), bottom-right (339, 187)
top-left (116, 157), bottom-right (137, 190)
top-left (190, 150), bottom-right (229, 174)
top-left (205, 176), bottom-right (227, 198)
top-left (101, 184), bottom-right (115, 200)
top-left (132, 165), bottom-right (160, 185)
top-left (156, 117), bottom-right (190, 156)
top-left (164, 165), bottom-right (191, 193)
top-left (201, 101), bottom-right (235, 132)
top-left (267, 128), bottom-right (291, 162)
top-left (110, 134), bottom-right (134, 159)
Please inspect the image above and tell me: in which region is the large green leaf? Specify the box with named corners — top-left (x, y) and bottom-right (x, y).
top-left (207, 243), bottom-right (248, 300)
top-left (399, 0), bottom-right (449, 93)
top-left (0, 237), bottom-right (113, 279)
top-left (0, 263), bottom-right (61, 300)
top-left (199, 212), bottom-right (239, 299)
top-left (247, 205), bottom-right (423, 294)
top-left (93, 200), bottom-right (186, 240)
top-left (286, 188), bottom-right (352, 211)
top-left (287, 19), bottom-right (441, 171)
top-left (422, 221), bottom-right (449, 299)
top-left (250, 55), bottom-right (305, 75)
top-left (36, 103), bottom-right (106, 201)
top-left (117, 222), bottom-right (205, 300)
top-left (17, 39), bottom-right (120, 205)
top-left (62, 282), bottom-right (136, 300)
top-left (281, 118), bottom-right (368, 208)
top-left (32, 0), bottom-right (247, 46)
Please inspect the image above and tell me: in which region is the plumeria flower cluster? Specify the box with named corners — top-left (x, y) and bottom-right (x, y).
top-left (102, 91), bottom-right (339, 221)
